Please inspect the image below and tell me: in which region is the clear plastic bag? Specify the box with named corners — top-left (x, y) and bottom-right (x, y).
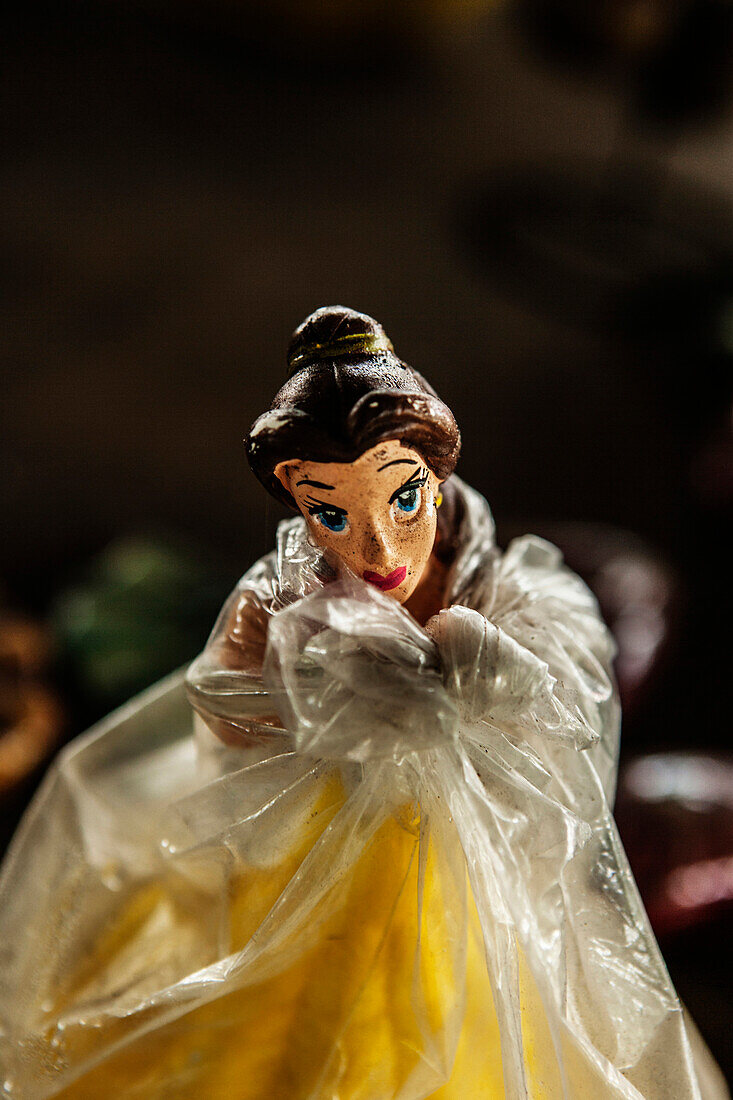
top-left (0, 482), bottom-right (727, 1098)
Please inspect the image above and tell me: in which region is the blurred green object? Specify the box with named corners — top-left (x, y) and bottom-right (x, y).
top-left (52, 537), bottom-right (231, 711)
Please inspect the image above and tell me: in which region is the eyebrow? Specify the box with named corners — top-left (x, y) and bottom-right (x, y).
top-left (296, 478), bottom-right (335, 489)
top-left (377, 458), bottom-right (419, 472)
top-left (388, 467), bottom-right (428, 503)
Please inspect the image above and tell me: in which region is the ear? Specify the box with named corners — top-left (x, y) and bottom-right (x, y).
top-left (433, 473), bottom-right (446, 510)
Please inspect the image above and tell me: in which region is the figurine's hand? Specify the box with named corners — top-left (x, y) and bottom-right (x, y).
top-left (264, 577), bottom-right (459, 761)
top-left (425, 605), bottom-right (551, 727)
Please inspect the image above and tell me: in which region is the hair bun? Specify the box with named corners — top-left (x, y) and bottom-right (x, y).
top-left (248, 305), bottom-right (460, 509)
top-left (287, 306), bottom-right (394, 376)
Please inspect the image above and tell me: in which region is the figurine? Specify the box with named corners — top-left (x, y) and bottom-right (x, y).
top-left (0, 307), bottom-right (727, 1099)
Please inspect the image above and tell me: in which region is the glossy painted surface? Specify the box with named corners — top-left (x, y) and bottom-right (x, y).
top-left (275, 439), bottom-right (443, 605)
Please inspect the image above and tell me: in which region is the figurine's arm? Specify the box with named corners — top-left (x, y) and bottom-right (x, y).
top-left (213, 586), bottom-right (271, 678)
top-left (186, 554), bottom-right (286, 744)
top-left (428, 534), bottom-right (620, 797)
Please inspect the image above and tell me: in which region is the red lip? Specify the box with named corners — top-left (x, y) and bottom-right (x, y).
top-left (362, 566), bottom-right (407, 592)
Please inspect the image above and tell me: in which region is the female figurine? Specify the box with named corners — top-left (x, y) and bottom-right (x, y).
top-left (0, 307), bottom-right (726, 1099)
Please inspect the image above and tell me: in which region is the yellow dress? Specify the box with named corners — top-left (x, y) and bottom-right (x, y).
top-left (47, 773), bottom-right (507, 1098)
top-left (41, 763), bottom-right (628, 1100)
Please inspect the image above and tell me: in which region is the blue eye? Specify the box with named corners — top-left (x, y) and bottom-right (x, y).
top-left (315, 509), bottom-right (347, 532)
top-left (395, 487), bottom-right (419, 513)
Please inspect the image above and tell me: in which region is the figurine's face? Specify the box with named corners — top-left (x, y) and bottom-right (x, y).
top-left (275, 440), bottom-right (442, 603)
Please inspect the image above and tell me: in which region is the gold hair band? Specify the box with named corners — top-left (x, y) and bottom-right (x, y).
top-left (288, 331), bottom-right (394, 372)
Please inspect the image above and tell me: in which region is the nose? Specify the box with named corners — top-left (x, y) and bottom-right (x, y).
top-left (359, 515), bottom-right (389, 568)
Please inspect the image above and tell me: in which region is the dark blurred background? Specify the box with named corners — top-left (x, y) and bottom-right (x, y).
top-left (2, 0), bottom-right (732, 1083)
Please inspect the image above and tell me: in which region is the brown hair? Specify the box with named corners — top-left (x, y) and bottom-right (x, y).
top-left (247, 306), bottom-right (461, 513)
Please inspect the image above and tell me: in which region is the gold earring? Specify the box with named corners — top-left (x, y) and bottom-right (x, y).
top-left (436, 492), bottom-right (443, 508)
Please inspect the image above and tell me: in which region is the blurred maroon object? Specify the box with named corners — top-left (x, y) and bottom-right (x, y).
top-left (616, 753), bottom-right (733, 937)
top-left (501, 521), bottom-right (681, 719)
